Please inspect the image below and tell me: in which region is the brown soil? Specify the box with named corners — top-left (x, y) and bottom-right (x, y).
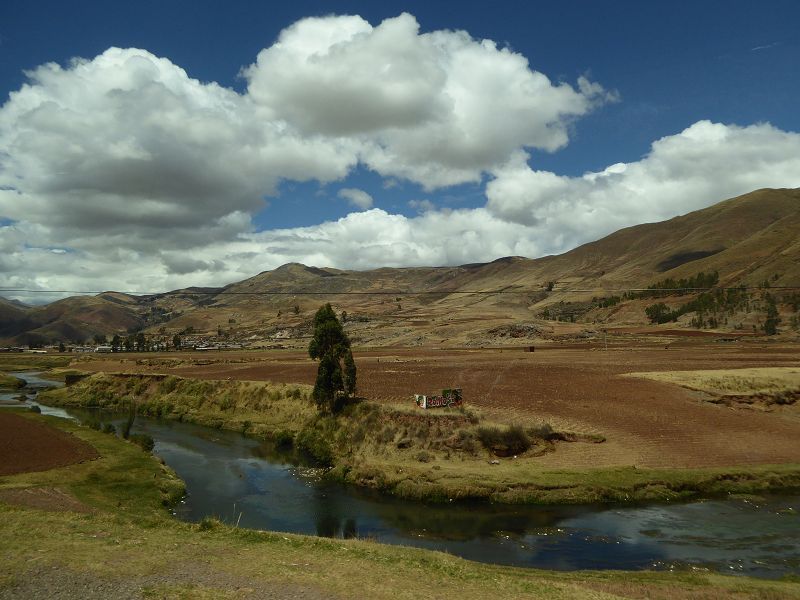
top-left (74, 341), bottom-right (800, 470)
top-left (0, 413), bottom-right (99, 476)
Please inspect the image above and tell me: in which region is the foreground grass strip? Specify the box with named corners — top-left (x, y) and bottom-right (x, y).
top-left (0, 414), bottom-right (798, 599)
top-left (0, 354), bottom-right (72, 373)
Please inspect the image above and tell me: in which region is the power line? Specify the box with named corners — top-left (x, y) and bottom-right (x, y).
top-left (1, 285), bottom-right (799, 296)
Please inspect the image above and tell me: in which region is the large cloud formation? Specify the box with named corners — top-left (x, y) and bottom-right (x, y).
top-left (246, 13), bottom-right (611, 188)
top-left (486, 121), bottom-right (800, 251)
top-left (0, 13), bottom-right (798, 299)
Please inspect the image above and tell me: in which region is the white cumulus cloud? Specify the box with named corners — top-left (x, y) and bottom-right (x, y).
top-left (245, 12), bottom-right (612, 189)
top-left (486, 121), bottom-right (800, 251)
top-left (0, 13), bottom-right (798, 301)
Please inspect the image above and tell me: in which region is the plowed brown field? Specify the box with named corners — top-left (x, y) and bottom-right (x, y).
top-left (77, 341), bottom-right (800, 470)
top-left (0, 412), bottom-right (99, 475)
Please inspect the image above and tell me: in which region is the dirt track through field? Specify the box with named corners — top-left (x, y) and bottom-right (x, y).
top-left (0, 413), bottom-right (98, 475)
top-left (78, 343), bottom-right (800, 469)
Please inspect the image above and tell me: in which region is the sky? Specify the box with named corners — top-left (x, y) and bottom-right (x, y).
top-left (1, 0), bottom-right (799, 300)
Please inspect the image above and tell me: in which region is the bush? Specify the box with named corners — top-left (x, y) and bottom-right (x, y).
top-left (458, 407), bottom-right (480, 425)
top-left (102, 423), bottom-right (116, 435)
top-left (129, 433), bottom-right (155, 452)
top-left (476, 425), bottom-right (531, 456)
top-left (377, 425), bottom-right (397, 444)
top-left (197, 516), bottom-right (222, 531)
top-left (158, 376), bottom-right (179, 394)
top-left (529, 423), bottom-right (554, 440)
top-left (273, 429), bottom-right (294, 449)
top-left (415, 450), bottom-right (433, 463)
top-left (29, 405), bottom-right (41, 414)
top-left (295, 427), bottom-right (334, 466)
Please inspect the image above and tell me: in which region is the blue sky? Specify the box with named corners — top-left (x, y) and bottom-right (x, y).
top-left (0, 1), bottom-right (799, 295)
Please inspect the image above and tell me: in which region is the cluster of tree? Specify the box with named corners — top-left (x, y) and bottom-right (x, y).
top-left (141, 305), bottom-right (171, 326)
top-left (644, 286), bottom-right (750, 326)
top-left (645, 288), bottom-right (785, 335)
top-left (630, 271), bottom-right (720, 300)
top-left (85, 332), bottom-right (174, 352)
top-left (592, 295), bottom-right (622, 309)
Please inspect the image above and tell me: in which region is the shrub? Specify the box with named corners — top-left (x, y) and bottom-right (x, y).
top-left (273, 429), bottom-right (294, 449)
top-left (102, 423), bottom-right (116, 435)
top-left (158, 376), bottom-right (179, 394)
top-left (29, 405), bottom-right (41, 414)
top-left (350, 423), bottom-right (367, 445)
top-left (295, 427), bottom-right (334, 466)
top-left (197, 516), bottom-right (221, 531)
top-left (129, 433), bottom-right (155, 452)
top-left (377, 425), bottom-right (397, 444)
top-left (476, 425), bottom-right (531, 456)
top-left (415, 450), bottom-right (433, 463)
top-left (529, 423), bottom-right (555, 440)
top-left (459, 407), bottom-right (480, 424)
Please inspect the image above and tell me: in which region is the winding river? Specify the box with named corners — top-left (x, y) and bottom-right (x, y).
top-left (3, 373), bottom-right (799, 579)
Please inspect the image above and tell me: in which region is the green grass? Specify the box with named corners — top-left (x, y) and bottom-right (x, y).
top-left (0, 354), bottom-right (72, 372)
top-left (0, 373), bottom-right (26, 390)
top-left (0, 412), bottom-right (184, 517)
top-left (1, 414), bottom-right (798, 599)
top-left (340, 458), bottom-right (800, 504)
top-left (39, 373), bottom-right (317, 439)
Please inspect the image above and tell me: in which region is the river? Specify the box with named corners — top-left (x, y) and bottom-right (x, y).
top-left (3, 373), bottom-right (799, 579)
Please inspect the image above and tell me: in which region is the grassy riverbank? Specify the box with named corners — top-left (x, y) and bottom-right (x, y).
top-left (0, 373), bottom-right (26, 390)
top-left (0, 354), bottom-right (72, 373)
top-left (38, 372), bottom-right (800, 504)
top-left (1, 411), bottom-right (798, 599)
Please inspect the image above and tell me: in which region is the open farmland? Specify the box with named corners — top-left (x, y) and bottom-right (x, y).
top-left (0, 412), bottom-right (99, 476)
top-left (70, 338), bottom-right (800, 471)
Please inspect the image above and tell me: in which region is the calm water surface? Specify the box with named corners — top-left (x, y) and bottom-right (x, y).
top-left (7, 376), bottom-right (798, 579)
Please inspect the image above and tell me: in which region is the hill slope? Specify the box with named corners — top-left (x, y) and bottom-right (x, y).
top-left (2, 188), bottom-right (798, 346)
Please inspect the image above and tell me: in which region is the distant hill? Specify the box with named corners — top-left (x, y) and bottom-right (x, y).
top-left (2, 188), bottom-right (798, 346)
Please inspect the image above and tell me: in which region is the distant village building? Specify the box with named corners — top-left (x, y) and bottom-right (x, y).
top-left (94, 345), bottom-right (113, 353)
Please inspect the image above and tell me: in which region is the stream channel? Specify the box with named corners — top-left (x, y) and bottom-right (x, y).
top-left (4, 372), bottom-right (800, 579)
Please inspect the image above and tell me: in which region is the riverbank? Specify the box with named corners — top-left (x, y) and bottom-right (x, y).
top-left (0, 373), bottom-right (26, 391)
top-left (1, 410), bottom-right (798, 599)
top-left (38, 372), bottom-right (800, 504)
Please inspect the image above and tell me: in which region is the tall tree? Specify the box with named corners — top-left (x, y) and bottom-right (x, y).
top-left (763, 294), bottom-right (780, 335)
top-left (308, 303), bottom-right (356, 413)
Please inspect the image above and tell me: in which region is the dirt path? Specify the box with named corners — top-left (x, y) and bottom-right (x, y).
top-left (0, 413), bottom-right (98, 476)
top-left (0, 564), bottom-right (337, 600)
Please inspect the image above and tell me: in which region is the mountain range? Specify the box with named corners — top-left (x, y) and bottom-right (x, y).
top-left (2, 187), bottom-right (798, 347)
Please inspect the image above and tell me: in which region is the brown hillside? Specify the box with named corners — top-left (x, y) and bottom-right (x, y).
top-left (2, 188), bottom-right (798, 346)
